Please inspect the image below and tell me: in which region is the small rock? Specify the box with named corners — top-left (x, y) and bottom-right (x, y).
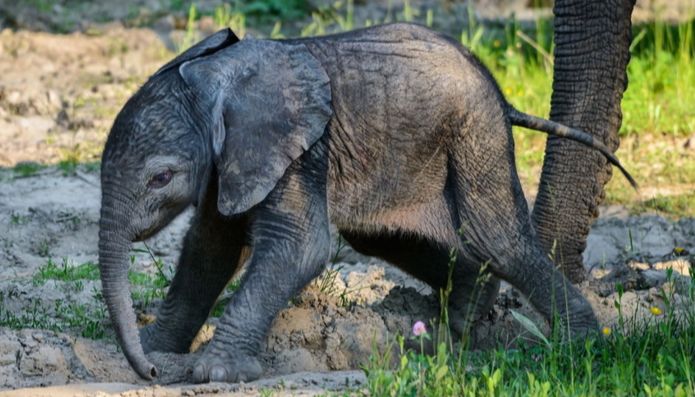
top-left (583, 234), bottom-right (622, 268)
top-left (137, 313), bottom-right (156, 326)
top-left (46, 90), bottom-right (62, 111)
top-left (629, 261), bottom-right (650, 271)
top-left (6, 90), bottom-right (22, 105)
top-left (198, 16), bottom-right (218, 36)
top-left (684, 134), bottom-right (694, 150)
top-left (17, 116), bottom-right (56, 134)
top-left (19, 345), bottom-right (67, 376)
top-left (641, 269), bottom-right (667, 288)
top-left (590, 267), bottom-right (612, 279)
top-left (637, 222), bottom-right (676, 258)
top-left (661, 278), bottom-right (691, 296)
top-left (153, 15), bottom-right (176, 32)
top-left (0, 339), bottom-right (21, 366)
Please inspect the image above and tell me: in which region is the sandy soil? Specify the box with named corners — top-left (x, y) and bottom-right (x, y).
top-left (0, 3), bottom-right (694, 396)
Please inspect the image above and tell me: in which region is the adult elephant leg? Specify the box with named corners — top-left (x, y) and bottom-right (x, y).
top-left (140, 179), bottom-right (248, 354)
top-left (532, 0), bottom-right (636, 283)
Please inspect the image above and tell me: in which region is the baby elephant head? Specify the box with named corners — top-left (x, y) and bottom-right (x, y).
top-left (98, 29), bottom-right (332, 379)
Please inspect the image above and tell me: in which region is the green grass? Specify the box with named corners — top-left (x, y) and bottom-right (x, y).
top-left (622, 20), bottom-right (695, 136)
top-left (33, 258), bottom-right (101, 285)
top-left (0, 272), bottom-right (108, 339)
top-left (23, 254), bottom-right (173, 337)
top-left (2, 253), bottom-right (176, 339)
top-left (12, 161), bottom-right (44, 178)
top-left (0, 295), bottom-right (108, 339)
top-left (629, 192), bottom-right (695, 219)
top-left (127, 247), bottom-right (172, 307)
top-left (364, 274), bottom-right (695, 396)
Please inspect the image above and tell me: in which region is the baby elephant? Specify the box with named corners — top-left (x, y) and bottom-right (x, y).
top-left (98, 23), bottom-right (635, 382)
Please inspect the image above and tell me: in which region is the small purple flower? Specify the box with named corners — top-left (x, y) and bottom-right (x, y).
top-left (412, 321), bottom-right (427, 336)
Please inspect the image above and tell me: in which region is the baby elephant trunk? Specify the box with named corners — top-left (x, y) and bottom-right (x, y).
top-left (98, 207), bottom-right (158, 380)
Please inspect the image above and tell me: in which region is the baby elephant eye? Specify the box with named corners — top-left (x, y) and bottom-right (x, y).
top-left (147, 170), bottom-right (173, 189)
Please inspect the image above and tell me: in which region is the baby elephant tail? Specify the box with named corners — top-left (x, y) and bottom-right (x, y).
top-left (507, 106), bottom-right (638, 190)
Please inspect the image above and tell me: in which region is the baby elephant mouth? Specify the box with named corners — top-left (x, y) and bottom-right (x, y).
top-left (134, 227), bottom-right (157, 242)
top-left (133, 205), bottom-right (189, 242)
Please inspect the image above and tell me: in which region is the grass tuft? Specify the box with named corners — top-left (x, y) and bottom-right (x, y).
top-left (364, 269), bottom-right (695, 396)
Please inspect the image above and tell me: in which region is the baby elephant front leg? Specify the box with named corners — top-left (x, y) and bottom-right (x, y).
top-left (191, 189), bottom-right (330, 383)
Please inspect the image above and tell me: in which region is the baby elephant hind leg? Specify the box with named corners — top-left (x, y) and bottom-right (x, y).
top-left (449, 116), bottom-right (598, 337)
top-left (340, 230), bottom-right (501, 340)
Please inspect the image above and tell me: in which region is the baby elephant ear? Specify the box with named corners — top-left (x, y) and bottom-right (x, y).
top-left (153, 28), bottom-right (239, 77)
top-left (179, 40), bottom-right (332, 216)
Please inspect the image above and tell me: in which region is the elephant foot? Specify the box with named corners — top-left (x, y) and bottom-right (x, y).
top-left (448, 297), bottom-right (496, 339)
top-left (563, 309), bottom-right (600, 340)
top-left (554, 293), bottom-right (600, 339)
top-left (139, 324), bottom-right (191, 354)
top-left (448, 316), bottom-right (472, 343)
top-left (191, 348), bottom-right (263, 383)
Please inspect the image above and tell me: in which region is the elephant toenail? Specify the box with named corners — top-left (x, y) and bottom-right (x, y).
top-left (210, 365), bottom-right (229, 382)
top-left (192, 364), bottom-right (208, 383)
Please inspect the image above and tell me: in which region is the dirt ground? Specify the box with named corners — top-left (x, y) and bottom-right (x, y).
top-left (0, 167), bottom-right (693, 396)
top-left (0, 168), bottom-right (693, 396)
top-left (1, 2), bottom-right (694, 396)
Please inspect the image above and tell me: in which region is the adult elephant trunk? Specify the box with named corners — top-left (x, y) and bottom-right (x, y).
top-left (532, 0), bottom-right (636, 283)
top-left (98, 196), bottom-right (157, 380)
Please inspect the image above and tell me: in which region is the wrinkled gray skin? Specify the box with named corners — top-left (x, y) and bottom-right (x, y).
top-left (100, 23), bottom-right (627, 383)
top-left (534, 0), bottom-right (636, 283)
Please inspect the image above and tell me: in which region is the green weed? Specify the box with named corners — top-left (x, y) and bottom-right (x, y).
top-left (364, 268), bottom-right (695, 396)
top-left (34, 258), bottom-right (100, 285)
top-left (33, 254), bottom-right (172, 309)
top-left (180, 3), bottom-right (199, 52)
top-left (629, 192), bottom-right (695, 218)
top-left (0, 293), bottom-right (107, 339)
top-left (213, 3), bottom-right (247, 37)
top-left (210, 280), bottom-right (242, 317)
top-left (58, 158), bottom-right (79, 176)
top-left (231, 0), bottom-right (311, 22)
top-left (27, 0), bottom-right (51, 13)
top-left (35, 239), bottom-right (52, 257)
top-left (622, 20), bottom-right (695, 136)
top-left (128, 249), bottom-right (172, 308)
top-left (12, 161), bottom-right (43, 178)
top-left (9, 211), bottom-right (29, 225)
